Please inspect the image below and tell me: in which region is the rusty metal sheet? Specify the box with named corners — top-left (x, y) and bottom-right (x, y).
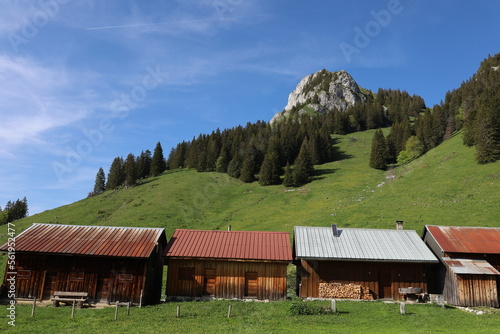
top-left (426, 225), bottom-right (500, 254)
top-left (443, 258), bottom-right (500, 275)
top-left (0, 224), bottom-right (165, 258)
top-left (164, 229), bottom-right (292, 262)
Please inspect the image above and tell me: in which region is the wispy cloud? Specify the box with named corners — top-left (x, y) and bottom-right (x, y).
top-left (0, 55), bottom-right (104, 157)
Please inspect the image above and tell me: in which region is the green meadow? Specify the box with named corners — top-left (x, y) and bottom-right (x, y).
top-left (1, 299), bottom-right (499, 333)
top-left (1, 128), bottom-right (499, 333)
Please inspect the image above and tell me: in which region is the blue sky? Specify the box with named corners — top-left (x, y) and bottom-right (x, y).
top-left (1, 0), bottom-right (500, 215)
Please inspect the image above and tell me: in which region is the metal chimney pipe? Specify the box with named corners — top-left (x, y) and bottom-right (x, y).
top-left (332, 224), bottom-right (339, 237)
top-left (227, 225), bottom-right (231, 231)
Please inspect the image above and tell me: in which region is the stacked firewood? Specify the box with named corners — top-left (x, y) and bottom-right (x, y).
top-left (319, 283), bottom-right (374, 300)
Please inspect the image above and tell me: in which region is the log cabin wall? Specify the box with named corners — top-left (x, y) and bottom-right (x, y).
top-left (4, 252), bottom-right (163, 305)
top-left (298, 260), bottom-right (429, 299)
top-left (166, 259), bottom-right (288, 300)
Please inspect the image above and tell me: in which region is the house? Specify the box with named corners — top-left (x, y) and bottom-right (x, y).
top-left (423, 225), bottom-right (500, 307)
top-left (294, 224), bottom-right (439, 300)
top-left (163, 229), bottom-right (292, 300)
top-left (0, 223), bottom-right (167, 305)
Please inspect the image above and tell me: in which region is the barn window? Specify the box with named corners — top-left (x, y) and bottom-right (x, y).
top-left (18, 270), bottom-right (31, 278)
top-left (118, 274), bottom-right (134, 283)
top-left (178, 267), bottom-right (195, 281)
top-left (69, 272), bottom-right (85, 281)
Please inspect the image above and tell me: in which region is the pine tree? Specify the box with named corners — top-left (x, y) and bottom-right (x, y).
top-left (216, 144), bottom-right (231, 173)
top-left (93, 167), bottom-right (106, 195)
top-left (283, 162), bottom-right (295, 187)
top-left (293, 138), bottom-right (313, 186)
top-left (475, 93), bottom-right (500, 163)
top-left (136, 150), bottom-right (152, 179)
top-left (124, 153), bottom-right (137, 187)
top-left (150, 141), bottom-right (167, 176)
top-left (106, 157), bottom-right (125, 190)
top-left (369, 129), bottom-right (388, 170)
top-left (239, 155), bottom-right (256, 183)
top-left (259, 152), bottom-right (282, 186)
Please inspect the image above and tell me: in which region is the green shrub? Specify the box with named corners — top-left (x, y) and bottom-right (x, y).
top-left (289, 300), bottom-right (330, 315)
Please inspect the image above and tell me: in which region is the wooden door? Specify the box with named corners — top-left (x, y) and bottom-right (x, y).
top-left (245, 272), bottom-right (258, 298)
top-left (379, 269), bottom-right (392, 299)
top-left (42, 271), bottom-right (58, 300)
top-left (203, 269), bottom-right (216, 296)
top-left (95, 274), bottom-right (113, 303)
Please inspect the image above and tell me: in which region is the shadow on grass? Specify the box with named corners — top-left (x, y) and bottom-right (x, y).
top-left (311, 168), bottom-right (339, 181)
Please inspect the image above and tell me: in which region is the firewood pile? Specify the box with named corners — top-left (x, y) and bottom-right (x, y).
top-left (319, 283), bottom-right (374, 300)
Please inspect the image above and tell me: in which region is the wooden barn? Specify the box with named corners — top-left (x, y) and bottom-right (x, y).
top-left (423, 225), bottom-right (500, 307)
top-left (163, 229), bottom-right (292, 300)
top-left (294, 224), bottom-right (439, 300)
top-left (0, 223), bottom-right (167, 305)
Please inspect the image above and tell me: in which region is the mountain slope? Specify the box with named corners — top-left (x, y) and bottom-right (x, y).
top-left (5, 129), bottom-right (499, 244)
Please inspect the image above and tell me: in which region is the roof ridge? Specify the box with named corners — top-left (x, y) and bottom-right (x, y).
top-left (33, 223), bottom-right (164, 231)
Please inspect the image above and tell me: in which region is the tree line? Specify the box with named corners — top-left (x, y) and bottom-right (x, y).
top-left (166, 89), bottom-right (425, 186)
top-left (91, 88), bottom-right (427, 193)
top-left (89, 142), bottom-right (167, 196)
top-left (369, 53), bottom-right (500, 169)
top-left (0, 197), bottom-right (28, 224)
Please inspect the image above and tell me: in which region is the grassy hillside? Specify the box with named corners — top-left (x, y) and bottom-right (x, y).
top-left (3, 128), bottom-right (499, 244)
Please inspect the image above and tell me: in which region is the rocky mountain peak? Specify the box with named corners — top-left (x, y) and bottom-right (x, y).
top-left (270, 69), bottom-right (369, 123)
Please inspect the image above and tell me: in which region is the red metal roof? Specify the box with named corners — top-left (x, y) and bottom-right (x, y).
top-left (425, 225), bottom-right (500, 254)
top-left (163, 229), bottom-right (293, 262)
top-left (0, 224), bottom-right (165, 258)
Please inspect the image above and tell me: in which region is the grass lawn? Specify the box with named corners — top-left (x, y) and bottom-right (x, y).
top-left (1, 299), bottom-right (499, 333)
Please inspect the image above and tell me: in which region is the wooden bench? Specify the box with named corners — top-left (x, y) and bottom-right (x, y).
top-left (52, 291), bottom-right (89, 308)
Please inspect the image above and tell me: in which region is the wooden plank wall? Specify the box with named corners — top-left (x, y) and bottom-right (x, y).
top-left (298, 260), bottom-right (429, 299)
top-left (166, 259), bottom-right (288, 300)
top-left (2, 253), bottom-right (161, 304)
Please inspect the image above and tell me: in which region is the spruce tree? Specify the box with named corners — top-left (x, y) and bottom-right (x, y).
top-left (475, 94), bottom-right (500, 164)
top-left (216, 144), bottom-right (230, 173)
top-left (106, 157), bottom-right (125, 190)
top-left (150, 141), bottom-right (167, 176)
top-left (369, 129), bottom-right (388, 170)
top-left (239, 155), bottom-right (255, 183)
top-left (259, 152), bottom-right (281, 186)
top-left (136, 150), bottom-right (152, 179)
top-left (293, 138), bottom-right (313, 186)
top-left (124, 153), bottom-right (137, 187)
top-left (283, 162), bottom-right (295, 187)
top-left (93, 167), bottom-right (106, 195)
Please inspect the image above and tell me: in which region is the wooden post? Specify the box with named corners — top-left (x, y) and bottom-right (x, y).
top-left (227, 304), bottom-right (232, 318)
top-left (331, 299), bottom-right (337, 313)
top-left (31, 298), bottom-right (36, 317)
top-left (176, 304), bottom-right (181, 318)
top-left (139, 289), bottom-right (143, 308)
top-left (71, 300), bottom-right (76, 319)
top-left (114, 301), bottom-right (119, 320)
top-left (400, 302), bottom-right (406, 315)
top-left (127, 301), bottom-right (131, 315)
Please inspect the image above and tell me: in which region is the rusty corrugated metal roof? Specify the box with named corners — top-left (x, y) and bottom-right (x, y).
top-left (425, 225), bottom-right (500, 254)
top-left (0, 223), bottom-right (165, 258)
top-left (163, 229), bottom-right (293, 262)
top-left (443, 258), bottom-right (500, 275)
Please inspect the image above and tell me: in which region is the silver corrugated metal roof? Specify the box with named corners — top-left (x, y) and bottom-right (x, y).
top-left (443, 258), bottom-right (500, 275)
top-left (294, 226), bottom-right (438, 263)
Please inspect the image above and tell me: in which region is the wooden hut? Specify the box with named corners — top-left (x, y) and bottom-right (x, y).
top-left (0, 224), bottom-right (167, 305)
top-left (163, 229), bottom-right (292, 300)
top-left (423, 225), bottom-right (500, 307)
top-left (294, 225), bottom-right (439, 300)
